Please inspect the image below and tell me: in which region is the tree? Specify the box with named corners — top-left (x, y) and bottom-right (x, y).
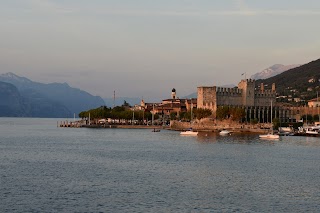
top-left (122, 100), bottom-right (131, 107)
top-left (272, 118), bottom-right (280, 130)
top-left (194, 108), bottom-right (212, 120)
top-left (170, 112), bottom-right (177, 120)
top-left (229, 107), bottom-right (246, 121)
top-left (216, 106), bottom-right (230, 120)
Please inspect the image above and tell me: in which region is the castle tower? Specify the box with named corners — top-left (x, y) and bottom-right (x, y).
top-left (171, 88), bottom-right (176, 99)
top-left (261, 83), bottom-right (264, 93)
top-left (272, 83), bottom-right (276, 92)
top-left (238, 79), bottom-right (255, 106)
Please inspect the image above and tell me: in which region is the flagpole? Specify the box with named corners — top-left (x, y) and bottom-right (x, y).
top-left (241, 72), bottom-right (247, 80)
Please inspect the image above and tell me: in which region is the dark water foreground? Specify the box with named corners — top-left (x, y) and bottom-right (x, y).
top-left (1, 118), bottom-right (320, 212)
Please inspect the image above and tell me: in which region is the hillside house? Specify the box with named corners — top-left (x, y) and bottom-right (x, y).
top-left (308, 98), bottom-right (320, 107)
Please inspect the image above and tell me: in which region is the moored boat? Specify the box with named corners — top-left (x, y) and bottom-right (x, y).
top-left (219, 130), bottom-right (231, 135)
top-left (180, 129), bottom-right (198, 136)
top-left (259, 100), bottom-right (279, 140)
top-left (305, 128), bottom-right (319, 136)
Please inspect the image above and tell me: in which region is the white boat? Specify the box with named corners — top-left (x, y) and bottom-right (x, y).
top-left (180, 130), bottom-right (198, 136)
top-left (219, 130), bottom-right (231, 135)
top-left (259, 133), bottom-right (280, 139)
top-left (180, 101), bottom-right (198, 136)
top-left (259, 100), bottom-right (280, 140)
top-left (305, 128), bottom-right (319, 136)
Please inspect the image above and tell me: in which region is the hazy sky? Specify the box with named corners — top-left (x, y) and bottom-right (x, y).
top-left (1, 0), bottom-right (320, 101)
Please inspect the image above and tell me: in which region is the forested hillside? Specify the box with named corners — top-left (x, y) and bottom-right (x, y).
top-left (257, 58), bottom-right (320, 102)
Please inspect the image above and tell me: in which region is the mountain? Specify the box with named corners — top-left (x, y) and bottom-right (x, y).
top-left (0, 73), bottom-right (105, 117)
top-left (0, 82), bottom-right (26, 117)
top-left (251, 64), bottom-right (301, 80)
top-left (257, 58), bottom-right (320, 101)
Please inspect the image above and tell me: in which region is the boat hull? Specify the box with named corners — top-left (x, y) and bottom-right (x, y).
top-left (180, 131), bottom-right (198, 136)
top-left (259, 134), bottom-right (280, 139)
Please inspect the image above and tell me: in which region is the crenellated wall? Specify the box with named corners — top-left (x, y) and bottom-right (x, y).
top-left (216, 87), bottom-right (242, 106)
top-left (254, 89), bottom-right (276, 106)
top-left (197, 79), bottom-right (277, 117)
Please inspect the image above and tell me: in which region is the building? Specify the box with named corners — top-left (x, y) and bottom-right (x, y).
top-left (197, 79), bottom-right (277, 122)
top-left (140, 88), bottom-right (197, 118)
top-left (308, 98), bottom-right (320, 107)
top-left (198, 79), bottom-right (276, 111)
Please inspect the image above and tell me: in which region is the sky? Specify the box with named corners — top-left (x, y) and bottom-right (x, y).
top-left (1, 0), bottom-right (320, 101)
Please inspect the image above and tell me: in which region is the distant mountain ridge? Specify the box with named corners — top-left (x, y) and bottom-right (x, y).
top-left (0, 73), bottom-right (105, 117)
top-left (251, 64), bottom-right (301, 80)
top-left (0, 81), bottom-right (26, 117)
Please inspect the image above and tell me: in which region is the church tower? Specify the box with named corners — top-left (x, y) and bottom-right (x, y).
top-left (171, 88), bottom-right (176, 99)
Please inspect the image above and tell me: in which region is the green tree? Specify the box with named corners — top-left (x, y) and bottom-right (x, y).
top-left (122, 100), bottom-right (131, 107)
top-left (194, 108), bottom-right (212, 120)
top-left (170, 112), bottom-right (177, 120)
top-left (216, 106), bottom-right (229, 120)
top-left (229, 107), bottom-right (246, 121)
top-left (272, 118), bottom-right (280, 130)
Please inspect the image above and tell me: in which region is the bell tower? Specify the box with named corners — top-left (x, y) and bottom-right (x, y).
top-left (171, 88), bottom-right (176, 99)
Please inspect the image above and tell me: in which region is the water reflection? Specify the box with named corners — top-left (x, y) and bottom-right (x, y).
top-left (1, 118), bottom-right (320, 212)
top-left (196, 132), bottom-right (277, 145)
top-left (196, 131), bottom-right (320, 147)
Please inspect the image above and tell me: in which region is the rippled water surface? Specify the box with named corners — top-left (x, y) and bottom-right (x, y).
top-left (1, 118), bottom-right (320, 212)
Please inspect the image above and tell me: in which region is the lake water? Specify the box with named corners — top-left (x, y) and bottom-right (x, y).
top-left (1, 118), bottom-right (320, 212)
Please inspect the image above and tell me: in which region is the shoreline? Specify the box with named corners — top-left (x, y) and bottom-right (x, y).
top-left (62, 123), bottom-right (269, 133)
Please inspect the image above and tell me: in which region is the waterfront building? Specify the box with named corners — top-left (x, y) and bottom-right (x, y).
top-left (197, 79), bottom-right (279, 122)
top-left (140, 88), bottom-right (197, 117)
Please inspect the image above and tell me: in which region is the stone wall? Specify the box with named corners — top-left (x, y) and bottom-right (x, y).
top-left (170, 119), bottom-right (270, 132)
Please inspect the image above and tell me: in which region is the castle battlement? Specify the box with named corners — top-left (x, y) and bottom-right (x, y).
top-left (255, 89), bottom-right (276, 96)
top-left (216, 87), bottom-right (242, 96)
top-left (197, 78), bottom-right (277, 113)
top-left (240, 79), bottom-right (255, 83)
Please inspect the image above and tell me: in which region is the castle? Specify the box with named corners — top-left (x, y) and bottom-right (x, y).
top-left (197, 79), bottom-right (276, 117)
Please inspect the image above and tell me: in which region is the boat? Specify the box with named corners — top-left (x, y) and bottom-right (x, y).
top-left (219, 130), bottom-right (231, 135)
top-left (305, 128), bottom-right (319, 136)
top-left (152, 128), bottom-right (160, 132)
top-left (180, 100), bottom-right (198, 136)
top-left (259, 100), bottom-right (280, 139)
top-left (259, 133), bottom-right (280, 139)
top-left (180, 129), bottom-right (198, 136)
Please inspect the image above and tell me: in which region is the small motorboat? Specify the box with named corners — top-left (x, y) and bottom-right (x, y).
top-left (180, 129), bottom-right (198, 136)
top-left (219, 130), bottom-right (231, 135)
top-left (152, 128), bottom-right (160, 132)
